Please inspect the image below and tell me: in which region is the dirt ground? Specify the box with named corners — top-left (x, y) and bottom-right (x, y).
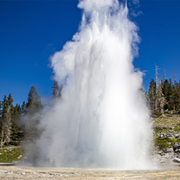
top-left (0, 165), bottom-right (180, 180)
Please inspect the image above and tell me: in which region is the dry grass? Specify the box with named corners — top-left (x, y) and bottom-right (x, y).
top-left (152, 113), bottom-right (180, 150)
top-left (153, 114), bottom-right (180, 127)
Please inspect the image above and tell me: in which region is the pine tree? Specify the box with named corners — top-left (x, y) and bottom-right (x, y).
top-left (174, 82), bottom-right (180, 112)
top-left (177, 84), bottom-right (180, 112)
top-left (148, 79), bottom-right (156, 112)
top-left (26, 86), bottom-right (42, 113)
top-left (52, 80), bottom-right (59, 98)
top-left (52, 80), bottom-right (63, 98)
top-left (1, 94), bottom-right (14, 146)
top-left (7, 94), bottom-right (13, 113)
top-left (148, 78), bottom-right (167, 114)
top-left (11, 104), bottom-right (23, 143)
top-left (21, 101), bottom-right (26, 114)
top-left (162, 79), bottom-right (169, 99)
top-left (162, 79), bottom-right (169, 110)
top-left (167, 78), bottom-right (175, 111)
top-left (156, 81), bottom-right (166, 114)
top-left (0, 96), bottom-right (7, 147)
top-left (23, 86), bottom-right (42, 142)
top-left (0, 101), bottom-right (3, 117)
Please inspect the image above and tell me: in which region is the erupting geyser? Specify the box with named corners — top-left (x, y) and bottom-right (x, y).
top-left (28, 0), bottom-right (154, 169)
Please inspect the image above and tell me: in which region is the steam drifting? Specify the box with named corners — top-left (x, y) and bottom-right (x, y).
top-left (26, 0), bottom-right (154, 169)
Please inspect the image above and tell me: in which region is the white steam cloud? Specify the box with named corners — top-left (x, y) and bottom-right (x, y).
top-left (24, 0), bottom-right (154, 169)
top-left (78, 0), bottom-right (115, 11)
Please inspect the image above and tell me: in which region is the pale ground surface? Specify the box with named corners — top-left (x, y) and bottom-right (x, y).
top-left (0, 165), bottom-right (180, 179)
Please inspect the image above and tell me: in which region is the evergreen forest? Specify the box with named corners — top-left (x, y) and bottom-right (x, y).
top-left (0, 74), bottom-right (180, 147)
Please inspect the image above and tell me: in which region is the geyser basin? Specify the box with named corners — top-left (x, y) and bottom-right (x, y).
top-left (26, 0), bottom-right (154, 169)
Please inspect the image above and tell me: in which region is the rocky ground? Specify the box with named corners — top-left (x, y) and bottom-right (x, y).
top-left (1, 113), bottom-right (180, 179)
top-left (153, 114), bottom-right (180, 165)
top-left (0, 165), bottom-right (180, 179)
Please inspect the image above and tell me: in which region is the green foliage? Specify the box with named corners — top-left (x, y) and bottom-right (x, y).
top-left (52, 80), bottom-right (59, 97)
top-left (0, 86), bottom-right (44, 148)
top-left (154, 129), bottom-right (163, 134)
top-left (148, 78), bottom-right (156, 111)
top-left (153, 112), bottom-right (162, 117)
top-left (149, 74), bottom-right (180, 114)
top-left (2, 94), bottom-right (14, 118)
top-left (166, 78), bottom-right (176, 110)
top-left (148, 79), bottom-right (156, 99)
top-left (11, 104), bottom-right (23, 142)
top-left (154, 137), bottom-right (173, 150)
top-left (23, 86), bottom-right (43, 142)
top-left (155, 137), bottom-right (180, 151)
top-left (174, 84), bottom-right (180, 111)
top-left (26, 86), bottom-right (42, 113)
top-left (162, 79), bottom-right (169, 100)
top-left (21, 101), bottom-right (26, 114)
top-left (2, 95), bottom-right (8, 119)
top-left (7, 93), bottom-right (14, 114)
top-left (0, 146), bottom-right (23, 163)
top-left (174, 125), bottom-right (180, 132)
top-left (52, 80), bottom-right (63, 98)
top-left (154, 127), bottom-right (172, 135)
top-left (1, 94), bottom-right (14, 145)
top-left (153, 114), bottom-right (180, 151)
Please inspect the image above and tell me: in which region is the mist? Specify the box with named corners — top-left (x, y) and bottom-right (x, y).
top-left (23, 0), bottom-right (154, 169)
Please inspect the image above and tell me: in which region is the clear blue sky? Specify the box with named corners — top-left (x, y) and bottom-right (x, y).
top-left (0, 0), bottom-right (180, 105)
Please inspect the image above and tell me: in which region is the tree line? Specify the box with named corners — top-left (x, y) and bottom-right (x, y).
top-left (0, 74), bottom-right (180, 146)
top-left (0, 81), bottom-right (62, 147)
top-left (148, 73), bottom-right (180, 115)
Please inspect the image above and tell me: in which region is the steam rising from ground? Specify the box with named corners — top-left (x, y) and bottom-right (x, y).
top-left (25, 0), bottom-right (154, 169)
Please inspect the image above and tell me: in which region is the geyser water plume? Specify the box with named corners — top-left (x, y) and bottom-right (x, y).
top-left (27, 0), bottom-right (154, 169)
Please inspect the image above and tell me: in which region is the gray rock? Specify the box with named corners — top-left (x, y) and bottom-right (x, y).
top-left (160, 134), bottom-right (164, 138)
top-left (154, 126), bottom-right (163, 130)
top-left (18, 155), bottom-right (22, 159)
top-left (167, 133), bottom-right (173, 137)
top-left (163, 148), bottom-right (173, 153)
top-left (173, 144), bottom-right (180, 152)
top-left (173, 158), bottom-right (180, 163)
